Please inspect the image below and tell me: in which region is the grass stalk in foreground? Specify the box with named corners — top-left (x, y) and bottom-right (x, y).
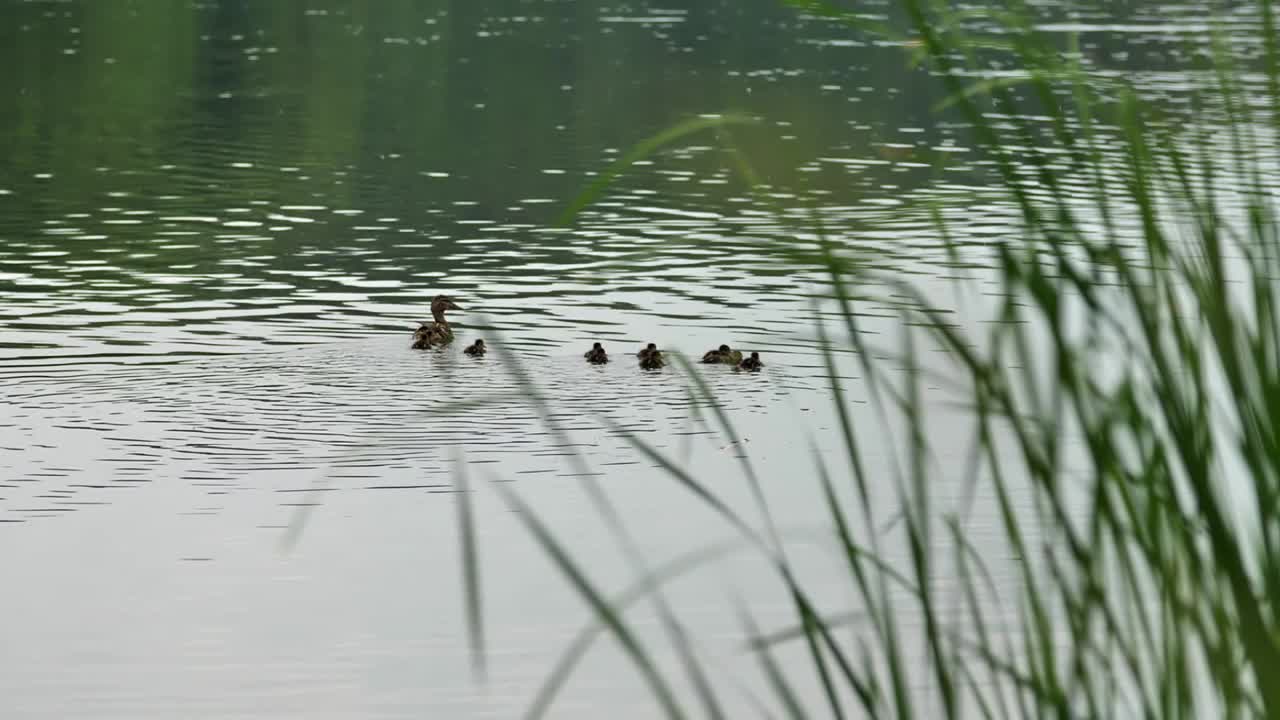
top-left (456, 0), bottom-right (1280, 716)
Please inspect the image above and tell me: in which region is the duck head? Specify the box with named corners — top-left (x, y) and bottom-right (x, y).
top-left (719, 344), bottom-right (731, 353)
top-left (430, 295), bottom-right (462, 323)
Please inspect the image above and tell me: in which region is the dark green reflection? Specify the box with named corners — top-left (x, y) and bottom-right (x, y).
top-left (0, 0), bottom-right (1215, 357)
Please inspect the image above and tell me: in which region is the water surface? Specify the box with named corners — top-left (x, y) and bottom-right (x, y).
top-left (0, 0), bottom-right (1265, 716)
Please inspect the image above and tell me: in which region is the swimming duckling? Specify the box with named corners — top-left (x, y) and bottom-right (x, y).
top-left (701, 344), bottom-right (743, 365)
top-left (463, 339), bottom-right (486, 357)
top-left (411, 295), bottom-right (462, 349)
top-left (639, 343), bottom-right (665, 370)
top-left (584, 342), bottom-right (609, 364)
top-left (737, 352), bottom-right (764, 372)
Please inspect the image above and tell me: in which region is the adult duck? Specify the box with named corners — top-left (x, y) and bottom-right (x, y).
top-left (411, 295), bottom-right (462, 349)
top-left (701, 344), bottom-right (743, 365)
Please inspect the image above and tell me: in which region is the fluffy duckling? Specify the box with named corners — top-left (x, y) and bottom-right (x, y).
top-left (411, 295), bottom-right (462, 349)
top-left (463, 339), bottom-right (486, 357)
top-left (737, 351), bottom-right (764, 372)
top-left (639, 343), bottom-right (665, 370)
top-left (584, 342), bottom-right (609, 364)
top-left (701, 344), bottom-right (743, 365)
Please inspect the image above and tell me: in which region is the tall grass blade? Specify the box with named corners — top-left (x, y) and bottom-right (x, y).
top-left (558, 114), bottom-right (757, 226)
top-left (453, 452), bottom-right (486, 681)
top-left (490, 479), bottom-right (688, 720)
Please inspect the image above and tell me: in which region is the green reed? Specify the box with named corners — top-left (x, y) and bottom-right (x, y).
top-left (456, 0), bottom-right (1280, 716)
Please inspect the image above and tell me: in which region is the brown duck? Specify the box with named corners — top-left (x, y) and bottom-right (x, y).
top-left (584, 342), bottom-right (609, 364)
top-left (463, 339), bottom-right (486, 357)
top-left (411, 295), bottom-right (462, 349)
top-left (737, 351), bottom-right (764, 371)
top-left (638, 343), bottom-right (665, 370)
top-left (701, 344), bottom-right (743, 365)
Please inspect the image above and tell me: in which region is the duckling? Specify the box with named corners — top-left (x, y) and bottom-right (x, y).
top-left (701, 344), bottom-right (743, 365)
top-left (737, 351), bottom-right (764, 372)
top-left (639, 344), bottom-right (665, 370)
top-left (463, 339), bottom-right (486, 357)
top-left (584, 342), bottom-right (609, 364)
top-left (411, 295), bottom-right (462, 349)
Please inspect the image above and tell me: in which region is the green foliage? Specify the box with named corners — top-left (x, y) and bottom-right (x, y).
top-left (459, 0), bottom-right (1280, 716)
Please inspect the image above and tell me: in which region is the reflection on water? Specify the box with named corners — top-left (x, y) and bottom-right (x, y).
top-left (0, 0), bottom-right (1273, 716)
top-left (0, 339), bottom-right (790, 523)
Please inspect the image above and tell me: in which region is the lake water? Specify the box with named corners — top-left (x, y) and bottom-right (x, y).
top-left (0, 0), bottom-right (1261, 717)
